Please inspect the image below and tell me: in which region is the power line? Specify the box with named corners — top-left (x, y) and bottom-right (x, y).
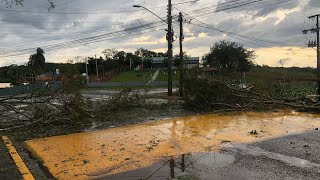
top-left (0, 11), bottom-right (179, 48)
top-left (0, 8), bottom-right (142, 14)
top-left (0, 1), bottom-right (183, 15)
top-left (173, 5), bottom-right (297, 47)
top-left (172, 5), bottom-right (311, 57)
top-left (180, 0), bottom-right (296, 18)
top-left (0, 21), bottom-right (166, 57)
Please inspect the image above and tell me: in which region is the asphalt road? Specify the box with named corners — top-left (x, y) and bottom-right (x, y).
top-left (189, 129), bottom-right (320, 180)
top-left (2, 129), bottom-right (320, 180)
top-left (0, 139), bottom-right (22, 180)
top-left (106, 129), bottom-right (320, 180)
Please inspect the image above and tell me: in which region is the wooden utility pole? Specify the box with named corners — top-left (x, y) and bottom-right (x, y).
top-left (167, 0), bottom-right (173, 96)
top-left (303, 14), bottom-right (320, 95)
top-left (95, 54), bottom-right (99, 82)
top-left (85, 57), bottom-right (89, 84)
top-left (178, 12), bottom-right (184, 97)
top-left (133, 3), bottom-right (173, 96)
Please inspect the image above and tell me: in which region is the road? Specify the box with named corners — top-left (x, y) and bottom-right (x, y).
top-left (82, 88), bottom-right (178, 100)
top-left (1, 112), bottom-right (320, 180)
top-left (105, 130), bottom-right (320, 180)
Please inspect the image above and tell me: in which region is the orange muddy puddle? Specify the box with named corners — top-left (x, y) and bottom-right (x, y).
top-left (25, 111), bottom-right (320, 179)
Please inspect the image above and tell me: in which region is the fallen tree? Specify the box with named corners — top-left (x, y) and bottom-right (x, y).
top-left (0, 79), bottom-right (151, 133)
top-left (183, 69), bottom-right (320, 112)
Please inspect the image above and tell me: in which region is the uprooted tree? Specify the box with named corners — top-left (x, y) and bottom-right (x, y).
top-left (184, 40), bottom-right (320, 112)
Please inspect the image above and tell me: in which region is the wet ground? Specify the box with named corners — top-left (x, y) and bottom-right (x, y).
top-left (24, 111), bottom-right (320, 179)
top-left (82, 89), bottom-right (178, 101)
top-left (0, 138), bottom-right (22, 180)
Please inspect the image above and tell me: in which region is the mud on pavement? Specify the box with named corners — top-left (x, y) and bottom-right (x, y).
top-left (22, 111), bottom-right (320, 179)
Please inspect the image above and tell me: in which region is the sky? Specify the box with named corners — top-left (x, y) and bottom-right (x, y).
top-left (0, 0), bottom-right (319, 67)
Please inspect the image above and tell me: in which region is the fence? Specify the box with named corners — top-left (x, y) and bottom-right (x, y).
top-left (89, 66), bottom-right (129, 82)
top-left (0, 81), bottom-right (63, 96)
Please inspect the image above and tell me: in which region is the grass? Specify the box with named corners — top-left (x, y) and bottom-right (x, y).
top-left (245, 66), bottom-right (317, 98)
top-left (156, 69), bottom-right (180, 81)
top-left (110, 70), bottom-right (155, 83)
top-left (247, 66), bottom-right (316, 82)
top-left (109, 69), bottom-right (180, 83)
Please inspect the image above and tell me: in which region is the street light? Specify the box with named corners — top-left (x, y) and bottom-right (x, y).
top-left (133, 4), bottom-right (173, 96)
top-left (133, 5), bottom-right (167, 24)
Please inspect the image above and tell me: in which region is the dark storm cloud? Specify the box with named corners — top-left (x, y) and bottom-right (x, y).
top-left (179, 0), bottom-right (320, 50)
top-left (0, 0), bottom-right (319, 66)
top-left (216, 0), bottom-right (299, 17)
top-left (308, 0), bottom-right (320, 7)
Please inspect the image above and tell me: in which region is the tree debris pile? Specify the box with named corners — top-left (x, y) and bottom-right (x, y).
top-left (0, 83), bottom-right (149, 133)
top-left (183, 69), bottom-right (320, 112)
top-left (96, 89), bottom-right (146, 112)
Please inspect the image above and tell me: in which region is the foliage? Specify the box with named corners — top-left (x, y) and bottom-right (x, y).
top-left (135, 48), bottom-right (161, 57)
top-left (183, 67), bottom-right (320, 112)
top-left (1, 0), bottom-right (23, 7)
top-left (162, 58), bottom-right (168, 68)
top-left (143, 59), bottom-right (154, 69)
top-left (203, 40), bottom-right (254, 72)
top-left (114, 51), bottom-right (127, 63)
top-left (126, 52), bottom-right (142, 67)
top-left (101, 48), bottom-right (161, 70)
top-left (246, 66), bottom-right (317, 97)
top-left (183, 68), bottom-right (254, 111)
top-left (102, 48), bottom-right (118, 60)
top-left (1, 0), bottom-right (55, 10)
top-left (173, 52), bottom-right (189, 68)
top-left (0, 85), bottom-right (150, 133)
top-left (28, 48), bottom-right (46, 75)
top-left (97, 89), bottom-right (146, 113)
top-left (110, 70), bottom-right (155, 82)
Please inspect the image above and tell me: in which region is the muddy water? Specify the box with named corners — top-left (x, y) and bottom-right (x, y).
top-left (25, 111), bottom-right (320, 180)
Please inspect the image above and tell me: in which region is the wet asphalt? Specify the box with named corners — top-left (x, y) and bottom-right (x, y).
top-left (100, 129), bottom-right (320, 180)
top-left (2, 129), bottom-right (320, 180)
top-left (188, 129), bottom-right (320, 180)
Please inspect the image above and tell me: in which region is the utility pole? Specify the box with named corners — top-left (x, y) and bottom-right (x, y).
top-left (85, 57), bottom-right (89, 85)
top-left (132, 3), bottom-right (173, 96)
top-left (95, 54), bottom-right (99, 82)
top-left (167, 0), bottom-right (173, 96)
top-left (303, 14), bottom-right (320, 95)
top-left (130, 58), bottom-right (132, 70)
top-left (178, 12), bottom-right (184, 97)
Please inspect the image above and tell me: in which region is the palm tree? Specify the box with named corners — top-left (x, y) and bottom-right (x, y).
top-left (28, 48), bottom-right (46, 76)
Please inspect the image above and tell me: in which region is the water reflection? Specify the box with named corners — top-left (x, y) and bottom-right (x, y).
top-left (105, 152), bottom-right (235, 179)
top-left (25, 111), bottom-right (320, 179)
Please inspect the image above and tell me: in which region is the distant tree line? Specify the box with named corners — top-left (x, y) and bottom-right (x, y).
top-left (0, 48), bottom-right (186, 85)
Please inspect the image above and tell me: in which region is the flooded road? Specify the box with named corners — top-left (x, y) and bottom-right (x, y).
top-left (25, 111), bottom-right (320, 179)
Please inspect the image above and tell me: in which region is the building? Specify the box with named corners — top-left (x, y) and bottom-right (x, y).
top-left (151, 57), bottom-right (200, 69)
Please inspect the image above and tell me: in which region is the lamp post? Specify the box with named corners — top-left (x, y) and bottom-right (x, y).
top-left (133, 3), bottom-right (173, 96)
top-left (133, 5), bottom-right (167, 24)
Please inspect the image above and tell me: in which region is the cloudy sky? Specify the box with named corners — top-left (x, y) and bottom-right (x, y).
top-left (0, 0), bottom-right (319, 67)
